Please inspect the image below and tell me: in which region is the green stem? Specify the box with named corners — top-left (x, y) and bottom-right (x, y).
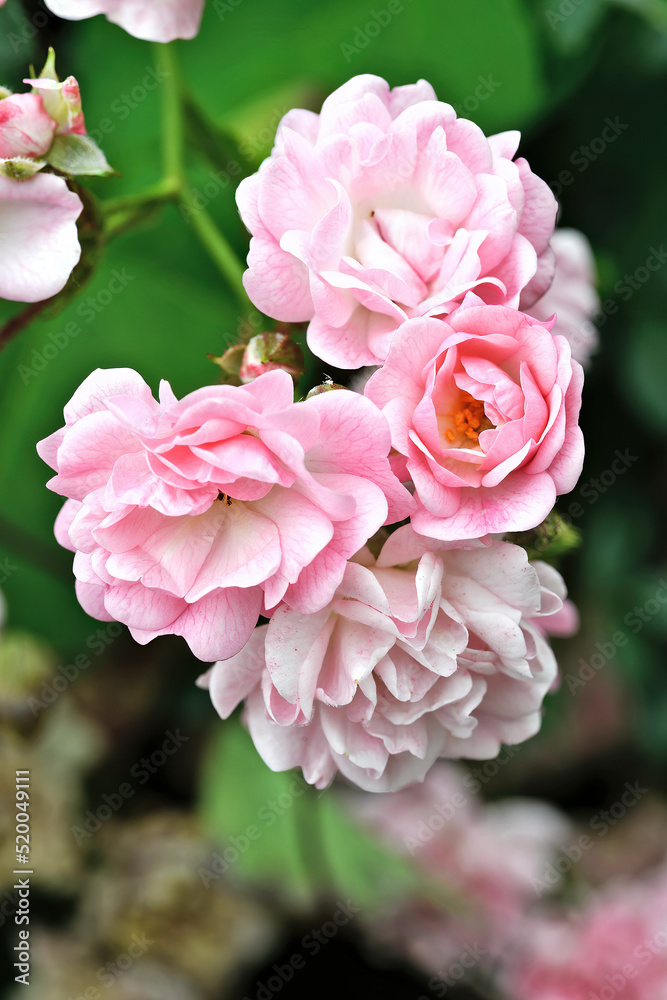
top-left (102, 179), bottom-right (180, 217)
top-left (182, 91), bottom-right (253, 178)
top-left (154, 42), bottom-right (248, 306)
top-left (182, 189), bottom-right (248, 303)
top-left (154, 42), bottom-right (185, 188)
top-left (98, 43), bottom-right (249, 306)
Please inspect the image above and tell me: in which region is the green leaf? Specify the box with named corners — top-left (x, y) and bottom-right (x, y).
top-left (198, 714), bottom-right (428, 908)
top-left (538, 0), bottom-right (607, 56)
top-left (199, 714), bottom-right (318, 903)
top-left (46, 134), bottom-right (115, 177)
top-left (180, 0), bottom-right (546, 133)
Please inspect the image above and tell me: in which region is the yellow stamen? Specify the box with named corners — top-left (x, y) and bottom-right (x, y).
top-left (445, 391), bottom-right (493, 446)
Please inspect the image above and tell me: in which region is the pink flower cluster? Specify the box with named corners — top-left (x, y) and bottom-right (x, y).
top-left (350, 762), bottom-right (570, 965)
top-left (200, 533), bottom-right (567, 790)
top-left (0, 52), bottom-right (91, 302)
top-left (39, 75), bottom-right (594, 790)
top-left (506, 867), bottom-right (667, 999)
top-left (349, 764), bottom-right (667, 998)
top-left (39, 368), bottom-right (411, 662)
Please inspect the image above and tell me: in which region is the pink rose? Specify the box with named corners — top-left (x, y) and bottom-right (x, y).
top-left (0, 173), bottom-right (82, 302)
top-left (199, 528), bottom-right (565, 791)
top-left (529, 561), bottom-right (579, 638)
top-left (37, 369), bottom-right (411, 662)
top-left (43, 0), bottom-right (205, 41)
top-left (365, 299), bottom-right (584, 540)
top-left (506, 867), bottom-right (667, 999)
top-left (0, 94), bottom-right (56, 159)
top-left (526, 227), bottom-right (600, 366)
top-left (236, 74), bottom-right (558, 368)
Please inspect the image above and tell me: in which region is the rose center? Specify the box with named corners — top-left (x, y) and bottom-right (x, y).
top-left (443, 391), bottom-right (494, 447)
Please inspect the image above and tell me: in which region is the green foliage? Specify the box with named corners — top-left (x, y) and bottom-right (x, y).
top-left (46, 134), bottom-right (115, 176)
top-left (199, 715), bottom-right (426, 907)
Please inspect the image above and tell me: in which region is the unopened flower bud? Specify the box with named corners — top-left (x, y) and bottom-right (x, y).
top-left (305, 380), bottom-right (346, 398)
top-left (209, 343), bottom-right (245, 382)
top-left (24, 48), bottom-right (86, 136)
top-left (239, 332), bottom-right (303, 384)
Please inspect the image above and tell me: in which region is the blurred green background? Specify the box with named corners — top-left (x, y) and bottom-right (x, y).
top-left (0, 0), bottom-right (666, 997)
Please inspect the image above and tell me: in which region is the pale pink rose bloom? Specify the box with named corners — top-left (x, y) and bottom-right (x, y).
top-left (25, 76), bottom-right (86, 136)
top-left (0, 174), bottom-right (82, 302)
top-left (351, 763), bottom-right (570, 969)
top-left (506, 866), bottom-right (667, 999)
top-left (365, 298), bottom-right (584, 540)
top-left (199, 529), bottom-right (565, 791)
top-left (527, 228), bottom-right (600, 366)
top-left (37, 369), bottom-right (411, 662)
top-left (0, 94), bottom-right (56, 158)
top-left (43, 0), bottom-right (205, 41)
top-left (236, 74), bottom-right (558, 369)
top-left (528, 561), bottom-right (579, 638)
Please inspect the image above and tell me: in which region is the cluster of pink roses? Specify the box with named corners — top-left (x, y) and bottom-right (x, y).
top-left (351, 763), bottom-right (571, 967)
top-left (39, 76), bottom-right (594, 791)
top-left (0, 50), bottom-right (112, 303)
top-left (506, 868), bottom-right (667, 999)
top-left (351, 762), bottom-right (667, 998)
